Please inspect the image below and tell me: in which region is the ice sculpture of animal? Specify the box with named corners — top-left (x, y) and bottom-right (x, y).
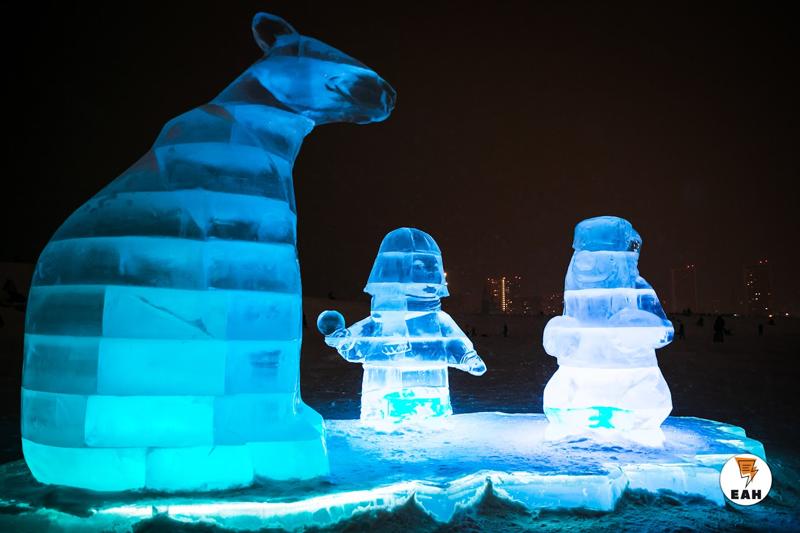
top-left (542, 216), bottom-right (674, 446)
top-left (21, 12), bottom-right (395, 491)
top-left (317, 228), bottom-right (486, 427)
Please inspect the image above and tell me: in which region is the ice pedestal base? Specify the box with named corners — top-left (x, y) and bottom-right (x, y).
top-left (0, 414), bottom-right (765, 531)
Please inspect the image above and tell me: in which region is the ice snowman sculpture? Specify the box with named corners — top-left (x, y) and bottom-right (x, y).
top-left (318, 228), bottom-right (486, 426)
top-left (542, 216), bottom-right (674, 444)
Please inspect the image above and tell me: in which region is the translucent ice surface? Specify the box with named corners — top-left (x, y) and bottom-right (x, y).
top-left (318, 228), bottom-right (485, 426)
top-left (0, 414), bottom-right (768, 530)
top-left (21, 12), bottom-right (395, 491)
top-left (543, 216), bottom-right (674, 442)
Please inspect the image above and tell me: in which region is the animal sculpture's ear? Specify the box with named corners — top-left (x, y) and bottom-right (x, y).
top-left (252, 13), bottom-right (297, 53)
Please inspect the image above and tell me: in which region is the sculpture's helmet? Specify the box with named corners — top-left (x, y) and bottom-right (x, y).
top-left (365, 228), bottom-right (449, 298)
top-left (573, 216), bottom-right (642, 253)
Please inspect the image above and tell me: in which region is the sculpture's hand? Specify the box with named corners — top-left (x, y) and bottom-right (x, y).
top-left (324, 327), bottom-right (351, 349)
top-left (448, 348), bottom-right (487, 376)
top-left (460, 350), bottom-right (487, 376)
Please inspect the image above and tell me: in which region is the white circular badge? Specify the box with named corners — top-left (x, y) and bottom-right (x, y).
top-left (719, 454), bottom-right (772, 506)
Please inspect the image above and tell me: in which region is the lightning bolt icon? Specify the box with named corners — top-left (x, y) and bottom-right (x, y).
top-left (735, 457), bottom-right (759, 488)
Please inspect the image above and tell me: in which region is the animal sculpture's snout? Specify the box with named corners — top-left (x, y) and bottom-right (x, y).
top-left (330, 72), bottom-right (396, 121)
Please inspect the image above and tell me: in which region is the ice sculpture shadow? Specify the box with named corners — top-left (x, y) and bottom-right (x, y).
top-left (21, 12), bottom-right (395, 491)
top-left (318, 228), bottom-right (486, 429)
top-left (542, 216), bottom-right (674, 447)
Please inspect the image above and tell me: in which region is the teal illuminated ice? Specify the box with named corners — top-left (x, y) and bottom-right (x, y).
top-left (21, 12), bottom-right (395, 491)
top-left (542, 216), bottom-right (674, 445)
top-left (0, 414), bottom-right (768, 530)
top-left (318, 228), bottom-right (485, 426)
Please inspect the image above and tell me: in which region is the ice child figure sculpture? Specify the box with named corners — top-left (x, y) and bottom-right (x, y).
top-left (21, 13), bottom-right (395, 491)
top-left (542, 216), bottom-right (674, 446)
top-left (317, 228), bottom-right (486, 426)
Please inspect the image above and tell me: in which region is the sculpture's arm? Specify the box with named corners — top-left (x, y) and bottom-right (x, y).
top-left (650, 322), bottom-right (675, 349)
top-left (437, 312), bottom-right (486, 376)
top-left (542, 315), bottom-right (581, 358)
top-left (606, 308), bottom-right (675, 351)
top-left (446, 340), bottom-right (487, 376)
top-left (634, 276), bottom-right (675, 348)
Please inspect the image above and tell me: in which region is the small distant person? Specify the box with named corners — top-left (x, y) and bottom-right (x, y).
top-left (2, 279), bottom-right (24, 301)
top-left (677, 320), bottom-right (685, 340)
top-left (713, 315), bottom-right (725, 343)
top-left (758, 323), bottom-right (764, 336)
top-left (503, 323), bottom-right (508, 338)
top-left (1, 279), bottom-right (27, 311)
top-left (768, 317), bottom-right (776, 326)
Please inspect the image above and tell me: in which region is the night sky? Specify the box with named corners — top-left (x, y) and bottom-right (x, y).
top-left (3, 2), bottom-right (798, 312)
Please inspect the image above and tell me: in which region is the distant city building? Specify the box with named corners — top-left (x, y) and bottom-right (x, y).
top-left (670, 264), bottom-right (699, 313)
top-left (483, 275), bottom-right (524, 314)
top-left (542, 291), bottom-right (564, 315)
top-left (743, 259), bottom-right (773, 316)
top-left (518, 296), bottom-right (534, 316)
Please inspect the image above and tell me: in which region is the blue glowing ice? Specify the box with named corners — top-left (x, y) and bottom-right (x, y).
top-left (318, 228), bottom-right (486, 426)
top-left (542, 216), bottom-right (674, 444)
top-left (21, 12), bottom-right (395, 491)
top-left (0, 414), bottom-right (768, 530)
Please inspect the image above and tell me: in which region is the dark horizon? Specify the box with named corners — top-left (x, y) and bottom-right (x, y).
top-left (3, 2), bottom-right (798, 313)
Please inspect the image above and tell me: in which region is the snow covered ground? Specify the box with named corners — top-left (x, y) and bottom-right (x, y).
top-left (0, 297), bottom-right (799, 531)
